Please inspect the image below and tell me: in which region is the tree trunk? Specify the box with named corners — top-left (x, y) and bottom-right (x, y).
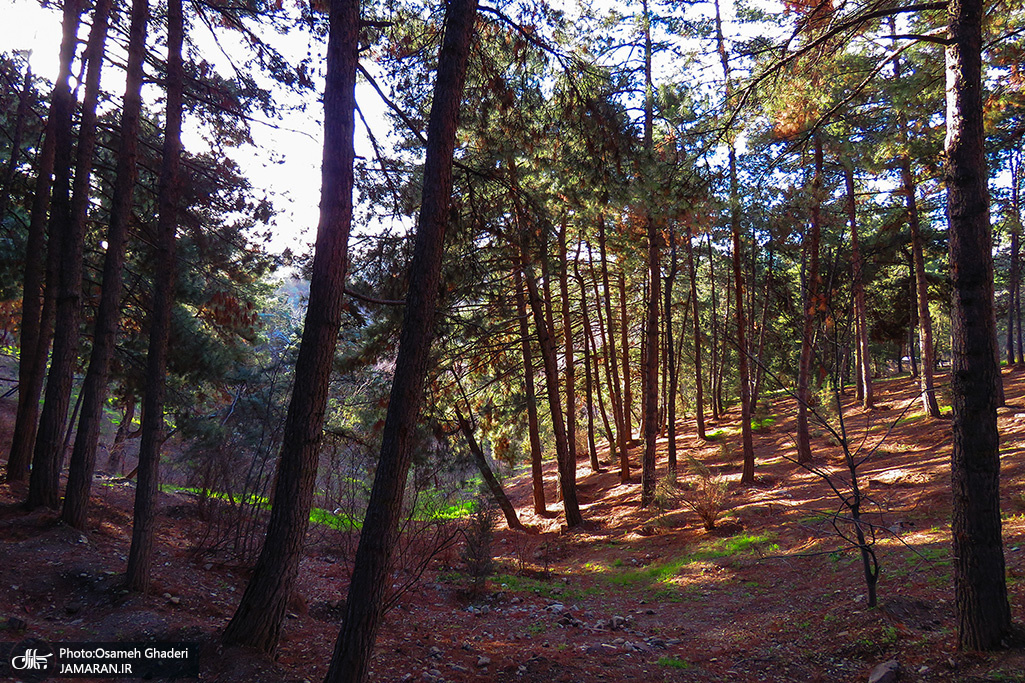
top-left (513, 266), bottom-right (547, 515)
top-left (222, 0), bottom-right (359, 649)
top-left (106, 396), bottom-right (136, 476)
top-left (27, 0), bottom-right (112, 509)
top-left (729, 146), bottom-right (754, 484)
top-left (640, 0), bottom-right (659, 507)
top-left (62, 0), bottom-right (149, 530)
top-left (796, 136), bottom-right (823, 465)
top-left (523, 260), bottom-right (583, 527)
top-left (557, 221), bottom-right (577, 480)
top-left (0, 59), bottom-right (33, 225)
top-left (945, 0), bottom-right (1012, 651)
top-left (324, 3), bottom-right (478, 679)
top-left (455, 409), bottom-right (525, 531)
top-left (707, 234), bottom-right (722, 420)
top-left (125, 0), bottom-right (183, 591)
top-left (685, 228), bottom-right (706, 439)
top-left (619, 270), bottom-right (632, 444)
top-left (845, 162), bottom-right (874, 409)
top-left (664, 228), bottom-right (679, 477)
top-left (598, 219), bottom-right (628, 481)
top-left (573, 253), bottom-right (602, 472)
top-left (901, 157), bottom-right (942, 416)
top-left (6, 0), bottom-right (84, 484)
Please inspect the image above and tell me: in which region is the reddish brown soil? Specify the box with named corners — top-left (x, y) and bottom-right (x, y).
top-left (2, 371), bottom-right (1025, 682)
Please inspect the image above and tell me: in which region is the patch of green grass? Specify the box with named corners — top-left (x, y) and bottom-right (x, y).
top-left (657, 656), bottom-right (693, 670)
top-left (604, 532), bottom-right (780, 591)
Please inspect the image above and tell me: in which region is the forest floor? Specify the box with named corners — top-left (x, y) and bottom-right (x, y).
top-left (2, 371), bottom-right (1025, 682)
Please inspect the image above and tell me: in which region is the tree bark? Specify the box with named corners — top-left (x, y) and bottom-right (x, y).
top-left (845, 162), bottom-right (873, 409)
top-left (619, 270), bottom-right (632, 445)
top-left (557, 221), bottom-right (578, 479)
top-left (455, 409), bottom-right (525, 531)
top-left (901, 157), bottom-right (942, 416)
top-left (664, 227), bottom-right (679, 478)
top-left (796, 136), bottom-right (823, 465)
top-left (62, 0), bottom-right (149, 529)
top-left (27, 0), bottom-right (112, 509)
top-left (521, 246), bottom-right (583, 527)
top-left (513, 266), bottom-right (547, 515)
top-left (685, 227), bottom-right (706, 439)
top-left (598, 219), bottom-right (628, 480)
top-left (573, 252), bottom-right (602, 472)
top-left (945, 0), bottom-right (1012, 651)
top-left (222, 0), bottom-right (359, 649)
top-left (324, 3), bottom-right (478, 679)
top-left (125, 0), bottom-right (183, 591)
top-left (6, 0), bottom-right (84, 483)
top-left (0, 59), bottom-right (33, 225)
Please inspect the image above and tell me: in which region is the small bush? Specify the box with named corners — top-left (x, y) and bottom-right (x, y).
top-left (680, 455), bottom-right (730, 531)
top-left (460, 492), bottom-right (498, 596)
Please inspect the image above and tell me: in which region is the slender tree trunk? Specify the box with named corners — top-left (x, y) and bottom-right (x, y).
top-left (598, 220), bottom-right (628, 481)
top-left (28, 0), bottom-right (112, 509)
top-left (106, 396), bottom-right (135, 475)
top-left (1015, 150), bottom-right (1025, 364)
top-left (1008, 226), bottom-right (1019, 366)
top-left (522, 260), bottom-right (584, 528)
top-left (324, 4), bottom-right (478, 678)
top-left (901, 158), bottom-right (942, 416)
top-left (574, 253), bottom-right (602, 472)
top-left (796, 136), bottom-right (823, 465)
top-left (513, 267), bottom-right (547, 515)
top-left (125, 0), bottom-right (183, 591)
top-left (685, 228), bottom-right (706, 439)
top-left (640, 0), bottom-right (660, 506)
top-left (455, 409), bottom-right (525, 531)
top-left (945, 0), bottom-right (1012, 651)
top-left (845, 163), bottom-right (873, 408)
top-left (62, 0), bottom-right (149, 529)
top-left (619, 271), bottom-right (632, 442)
top-left (6, 0), bottom-right (84, 483)
top-left (587, 254), bottom-right (617, 462)
top-left (558, 221), bottom-right (578, 477)
top-left (0, 60), bottom-right (33, 224)
top-left (664, 228), bottom-right (679, 477)
top-left (707, 234), bottom-right (722, 420)
top-left (222, 0), bottom-right (359, 648)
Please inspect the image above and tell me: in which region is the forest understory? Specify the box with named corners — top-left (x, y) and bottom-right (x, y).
top-left (2, 371), bottom-right (1025, 683)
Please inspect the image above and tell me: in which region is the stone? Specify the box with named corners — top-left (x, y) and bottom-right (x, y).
top-left (476, 655), bottom-right (491, 667)
top-left (429, 646), bottom-right (443, 659)
top-left (868, 659), bottom-right (899, 683)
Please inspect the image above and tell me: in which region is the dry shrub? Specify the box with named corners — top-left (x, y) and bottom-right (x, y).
top-left (680, 455), bottom-right (730, 531)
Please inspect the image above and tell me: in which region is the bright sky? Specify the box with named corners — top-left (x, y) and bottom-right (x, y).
top-left (0, 0), bottom-right (394, 256)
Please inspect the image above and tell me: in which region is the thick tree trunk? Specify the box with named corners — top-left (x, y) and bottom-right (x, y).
top-left (513, 267), bottom-right (547, 515)
top-left (455, 410), bottom-right (525, 531)
top-left (222, 0), bottom-right (359, 649)
top-left (6, 0), bottom-right (83, 484)
top-left (945, 0), bottom-right (1012, 651)
top-left (845, 163), bottom-right (874, 409)
top-left (324, 3), bottom-right (478, 679)
top-left (125, 0), bottom-right (183, 591)
top-left (62, 0), bottom-right (149, 529)
top-left (27, 0), bottom-right (112, 509)
top-left (796, 136), bottom-right (823, 465)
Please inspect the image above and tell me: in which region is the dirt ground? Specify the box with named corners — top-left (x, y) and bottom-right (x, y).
top-left (2, 370), bottom-right (1025, 682)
